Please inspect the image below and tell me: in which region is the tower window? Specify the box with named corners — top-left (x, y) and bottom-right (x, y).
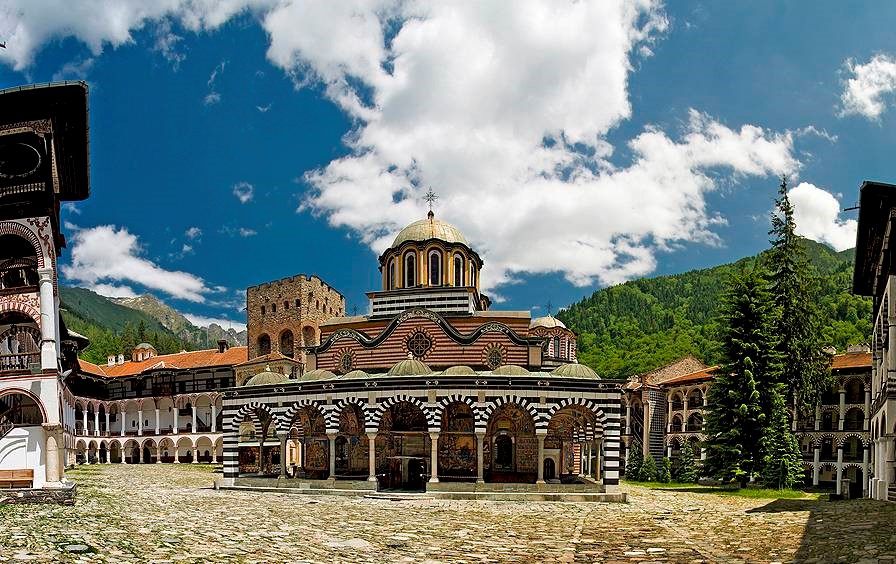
top-left (388, 259), bottom-right (396, 290)
top-left (284, 301), bottom-right (289, 310)
top-left (272, 304), bottom-right (277, 313)
top-left (454, 254), bottom-right (464, 287)
top-left (261, 306), bottom-right (265, 315)
top-left (404, 251), bottom-right (417, 288)
top-left (429, 250), bottom-right (442, 286)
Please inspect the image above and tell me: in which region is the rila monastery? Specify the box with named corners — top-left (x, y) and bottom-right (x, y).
top-left (4, 3), bottom-right (896, 562)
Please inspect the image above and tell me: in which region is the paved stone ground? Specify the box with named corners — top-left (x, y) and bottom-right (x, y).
top-left (0, 465), bottom-right (893, 563)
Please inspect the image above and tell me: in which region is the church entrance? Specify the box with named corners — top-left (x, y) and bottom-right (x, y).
top-left (384, 456), bottom-right (426, 491)
top-left (377, 401), bottom-right (429, 490)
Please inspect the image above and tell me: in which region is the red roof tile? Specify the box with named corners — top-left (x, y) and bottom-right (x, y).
top-left (78, 347), bottom-right (248, 378)
top-left (662, 366), bottom-right (718, 386)
top-left (831, 352), bottom-right (872, 370)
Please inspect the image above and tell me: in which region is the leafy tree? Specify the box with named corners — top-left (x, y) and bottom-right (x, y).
top-left (657, 457), bottom-right (672, 483)
top-left (625, 447), bottom-right (643, 480)
top-left (758, 383), bottom-right (804, 489)
top-left (677, 440), bottom-right (699, 484)
top-left (638, 454), bottom-right (657, 482)
top-left (766, 176), bottom-right (832, 409)
top-left (704, 267), bottom-right (780, 485)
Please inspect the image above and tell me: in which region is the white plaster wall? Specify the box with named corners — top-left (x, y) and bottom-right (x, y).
top-left (0, 426), bottom-right (46, 488)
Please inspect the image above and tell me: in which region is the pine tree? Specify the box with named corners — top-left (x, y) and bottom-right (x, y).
top-left (766, 176), bottom-right (832, 409)
top-left (639, 454), bottom-right (657, 482)
top-left (758, 383), bottom-right (804, 488)
top-left (677, 440), bottom-right (699, 484)
top-left (658, 457), bottom-right (672, 483)
top-left (625, 447), bottom-right (643, 480)
top-left (704, 267), bottom-right (781, 485)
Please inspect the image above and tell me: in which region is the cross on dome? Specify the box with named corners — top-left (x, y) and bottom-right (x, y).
top-left (424, 187), bottom-right (439, 217)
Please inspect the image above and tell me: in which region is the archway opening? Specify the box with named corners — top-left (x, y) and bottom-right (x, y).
top-left (486, 402), bottom-right (536, 483)
top-left (438, 402), bottom-right (476, 481)
top-left (378, 401), bottom-right (429, 491)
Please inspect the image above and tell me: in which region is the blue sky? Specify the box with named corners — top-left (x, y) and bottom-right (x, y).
top-left (0, 1), bottom-right (892, 330)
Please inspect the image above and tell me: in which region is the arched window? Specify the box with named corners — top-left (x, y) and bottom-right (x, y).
top-left (469, 263), bottom-right (476, 288)
top-left (429, 250), bottom-right (442, 286)
top-left (387, 259), bottom-right (396, 290)
top-left (280, 330), bottom-right (294, 358)
top-left (257, 334), bottom-right (271, 356)
top-left (0, 234), bottom-right (39, 290)
top-left (404, 252), bottom-right (417, 288)
top-left (553, 336), bottom-right (560, 358)
top-left (453, 254), bottom-right (464, 287)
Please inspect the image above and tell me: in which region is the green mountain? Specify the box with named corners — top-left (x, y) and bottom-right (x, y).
top-left (60, 286), bottom-right (195, 365)
top-left (557, 239), bottom-right (872, 380)
top-left (112, 294), bottom-right (247, 347)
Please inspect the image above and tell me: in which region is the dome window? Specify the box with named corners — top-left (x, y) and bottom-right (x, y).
top-left (404, 251), bottom-right (417, 288)
top-left (429, 250), bottom-right (442, 286)
top-left (388, 259), bottom-right (396, 290)
top-left (453, 254), bottom-right (464, 287)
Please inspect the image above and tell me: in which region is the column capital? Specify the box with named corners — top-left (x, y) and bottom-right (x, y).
top-left (429, 431), bottom-right (440, 441)
top-left (41, 423), bottom-right (62, 432)
top-left (326, 432), bottom-right (338, 440)
top-left (37, 267), bottom-right (54, 280)
top-left (366, 432), bottom-right (378, 440)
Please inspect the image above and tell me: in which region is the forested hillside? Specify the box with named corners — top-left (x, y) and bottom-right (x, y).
top-left (557, 239), bottom-right (871, 380)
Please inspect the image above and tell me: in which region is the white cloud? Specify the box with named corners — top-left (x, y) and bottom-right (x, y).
top-left (840, 53), bottom-right (896, 120)
top-left (256, 103), bottom-right (272, 112)
top-left (152, 18), bottom-right (186, 69)
top-left (62, 202), bottom-right (81, 215)
top-left (61, 225), bottom-right (212, 302)
top-left (232, 181), bottom-right (254, 203)
top-left (183, 314), bottom-right (247, 333)
top-left (203, 91), bottom-right (221, 106)
top-left (51, 57), bottom-right (94, 81)
top-left (788, 182), bottom-right (857, 252)
top-left (238, 227), bottom-right (257, 237)
top-left (185, 226), bottom-right (202, 240)
top-left (90, 283), bottom-right (138, 298)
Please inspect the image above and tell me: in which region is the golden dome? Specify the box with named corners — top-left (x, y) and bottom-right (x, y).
top-left (387, 358), bottom-right (433, 376)
top-left (441, 365), bottom-right (476, 376)
top-left (530, 315), bottom-right (567, 330)
top-left (491, 364), bottom-right (530, 376)
top-left (302, 369), bottom-right (336, 381)
top-left (550, 363), bottom-right (599, 380)
top-left (391, 212), bottom-right (468, 248)
top-left (245, 365), bottom-right (289, 386)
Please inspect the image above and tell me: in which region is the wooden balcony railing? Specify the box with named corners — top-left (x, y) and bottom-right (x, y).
top-left (0, 352), bottom-right (39, 373)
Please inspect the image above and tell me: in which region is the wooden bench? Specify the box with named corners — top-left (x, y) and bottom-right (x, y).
top-left (0, 469), bottom-right (34, 488)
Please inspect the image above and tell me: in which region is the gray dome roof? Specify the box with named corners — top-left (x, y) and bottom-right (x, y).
top-left (387, 358), bottom-right (433, 376)
top-left (245, 366), bottom-right (289, 386)
top-left (491, 364), bottom-right (530, 376)
top-left (303, 369), bottom-right (336, 381)
top-left (550, 363), bottom-right (599, 380)
top-left (529, 315), bottom-right (566, 329)
top-left (442, 365), bottom-right (476, 376)
top-left (135, 342), bottom-right (156, 350)
top-left (391, 213), bottom-right (468, 248)
top-left (341, 369), bottom-right (369, 379)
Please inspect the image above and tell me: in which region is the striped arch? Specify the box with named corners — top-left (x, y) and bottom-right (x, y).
top-left (838, 432), bottom-right (870, 448)
top-left (227, 401), bottom-right (274, 436)
top-left (481, 394), bottom-right (541, 432)
top-left (0, 220), bottom-right (48, 269)
top-left (333, 398), bottom-right (368, 433)
top-left (0, 300), bottom-right (41, 328)
top-left (434, 394), bottom-right (475, 429)
top-left (280, 399), bottom-right (329, 434)
top-left (546, 397), bottom-right (608, 427)
top-left (370, 394), bottom-right (436, 432)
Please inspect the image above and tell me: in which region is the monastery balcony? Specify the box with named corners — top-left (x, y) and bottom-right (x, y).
top-left (0, 352), bottom-right (40, 375)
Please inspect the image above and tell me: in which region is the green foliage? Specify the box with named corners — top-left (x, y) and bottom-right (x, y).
top-left (657, 457), bottom-right (672, 483)
top-left (766, 178), bottom-right (832, 409)
top-left (557, 239), bottom-right (870, 379)
top-left (704, 267), bottom-right (780, 485)
top-left (638, 454), bottom-right (657, 482)
top-left (625, 447), bottom-right (643, 479)
top-left (758, 384), bottom-right (804, 489)
top-left (677, 440), bottom-right (699, 484)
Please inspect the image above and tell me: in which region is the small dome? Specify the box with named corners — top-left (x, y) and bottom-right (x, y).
top-left (135, 342), bottom-right (156, 350)
top-left (391, 212), bottom-right (468, 248)
top-left (491, 364), bottom-right (530, 376)
top-left (245, 366), bottom-right (289, 386)
top-left (387, 358), bottom-right (433, 376)
top-left (341, 369), bottom-right (369, 379)
top-left (303, 369), bottom-right (336, 381)
top-left (550, 363), bottom-right (599, 380)
top-left (529, 315), bottom-right (566, 330)
top-left (442, 365), bottom-right (476, 376)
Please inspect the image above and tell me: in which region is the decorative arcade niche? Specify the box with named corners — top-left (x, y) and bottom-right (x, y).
top-left (485, 402), bottom-right (536, 482)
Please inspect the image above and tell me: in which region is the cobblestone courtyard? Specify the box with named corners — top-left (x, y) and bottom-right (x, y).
top-left (0, 465), bottom-right (894, 563)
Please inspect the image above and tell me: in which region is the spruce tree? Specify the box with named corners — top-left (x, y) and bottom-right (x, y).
top-left (677, 440), bottom-right (699, 484)
top-left (704, 267), bottom-right (780, 485)
top-left (758, 383), bottom-right (804, 488)
top-left (658, 457), bottom-right (672, 483)
top-left (639, 454), bottom-right (657, 482)
top-left (766, 176), bottom-right (832, 409)
top-left (625, 447), bottom-right (643, 480)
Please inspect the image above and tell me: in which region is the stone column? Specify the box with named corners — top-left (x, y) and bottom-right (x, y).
top-left (93, 410), bottom-right (100, 437)
top-left (429, 432), bottom-right (439, 483)
top-left (327, 433), bottom-right (337, 480)
top-left (105, 411), bottom-right (110, 437)
top-left (137, 410), bottom-right (143, 436)
top-left (43, 424), bottom-right (62, 486)
top-left (791, 399), bottom-right (798, 432)
top-left (836, 446), bottom-right (844, 495)
top-left (279, 435), bottom-right (288, 478)
top-left (367, 433), bottom-right (377, 482)
top-left (641, 399), bottom-right (651, 457)
top-left (155, 447), bottom-right (161, 464)
top-left (191, 405), bottom-right (197, 433)
top-left (625, 403), bottom-right (632, 437)
top-left (666, 399), bottom-right (672, 433)
top-left (838, 389), bottom-right (846, 431)
top-left (37, 268), bottom-right (57, 371)
top-left (211, 405), bottom-right (217, 433)
top-left (192, 439), bottom-right (199, 463)
top-left (595, 439), bottom-right (602, 479)
top-left (476, 432), bottom-right (485, 484)
top-left (863, 444), bottom-right (870, 498)
top-left (864, 387), bottom-right (872, 432)
top-left (813, 446), bottom-right (820, 486)
top-left (173, 406), bottom-right (179, 433)
top-left (814, 404), bottom-right (821, 431)
top-left (120, 405), bottom-right (126, 437)
top-left (666, 445), bottom-right (672, 458)
top-left (154, 408), bottom-right (160, 435)
top-left (536, 432), bottom-right (546, 484)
